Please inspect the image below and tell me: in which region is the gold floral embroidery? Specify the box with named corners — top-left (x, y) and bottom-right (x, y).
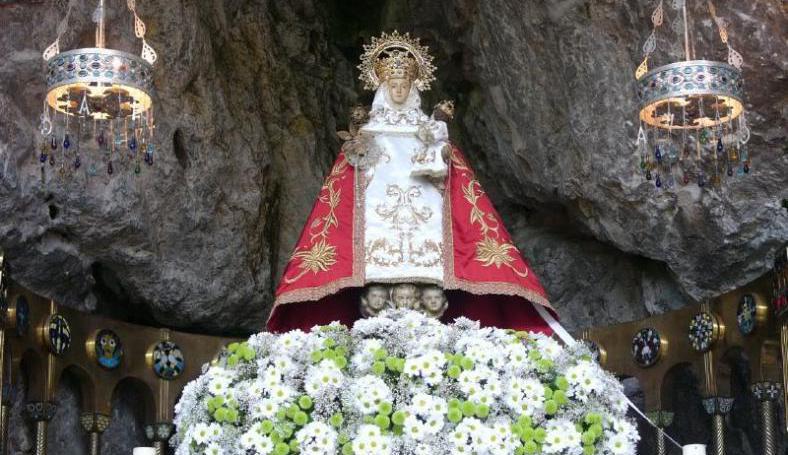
top-left (366, 235), bottom-right (442, 268)
top-left (375, 184), bottom-right (433, 230)
top-left (462, 179), bottom-right (528, 278)
top-left (285, 239), bottom-right (338, 283)
top-left (284, 158), bottom-right (347, 284)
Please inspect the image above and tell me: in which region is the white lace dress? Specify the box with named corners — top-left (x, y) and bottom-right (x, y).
top-left (359, 82), bottom-right (449, 285)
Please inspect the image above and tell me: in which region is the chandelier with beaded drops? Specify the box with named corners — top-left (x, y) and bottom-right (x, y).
top-left (38, 0), bottom-right (157, 179)
top-left (635, 0), bottom-right (750, 190)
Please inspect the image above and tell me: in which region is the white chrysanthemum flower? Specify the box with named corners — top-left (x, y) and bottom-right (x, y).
top-left (305, 359), bottom-right (344, 395)
top-left (504, 342), bottom-right (532, 371)
top-left (247, 379), bottom-right (265, 398)
top-left (274, 330), bottom-right (307, 355)
top-left (543, 419), bottom-right (581, 454)
top-left (207, 373), bottom-right (232, 396)
top-left (352, 424), bottom-right (392, 455)
top-left (464, 339), bottom-right (497, 366)
top-left (296, 421), bottom-right (338, 455)
top-left (192, 422), bottom-right (212, 445)
top-left (534, 335), bottom-right (563, 361)
top-left (240, 428), bottom-right (273, 454)
top-left (268, 383), bottom-right (295, 404)
top-left (505, 377), bottom-right (546, 415)
top-left (403, 414), bottom-right (426, 441)
top-left (452, 418), bottom-right (490, 452)
top-left (351, 338), bottom-right (384, 371)
top-left (605, 431), bottom-right (635, 454)
top-left (250, 397), bottom-right (279, 420)
top-left (203, 442), bottom-right (223, 455)
top-left (403, 349), bottom-right (446, 386)
top-left (352, 375), bottom-right (392, 414)
top-left (488, 420), bottom-right (518, 455)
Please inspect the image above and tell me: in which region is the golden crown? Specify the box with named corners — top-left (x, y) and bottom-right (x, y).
top-left (358, 31), bottom-right (436, 92)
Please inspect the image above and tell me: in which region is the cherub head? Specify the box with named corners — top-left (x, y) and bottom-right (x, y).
top-left (391, 283), bottom-right (421, 310)
top-left (420, 285), bottom-right (448, 317)
top-left (360, 284), bottom-right (391, 317)
top-left (432, 100), bottom-right (455, 122)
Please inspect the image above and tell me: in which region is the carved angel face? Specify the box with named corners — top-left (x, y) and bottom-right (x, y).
top-left (362, 285), bottom-right (390, 312)
top-left (391, 284), bottom-right (420, 310)
top-left (421, 286), bottom-right (448, 316)
top-left (388, 78), bottom-right (412, 105)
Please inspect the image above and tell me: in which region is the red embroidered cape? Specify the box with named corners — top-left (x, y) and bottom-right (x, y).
top-left (267, 146), bottom-right (556, 334)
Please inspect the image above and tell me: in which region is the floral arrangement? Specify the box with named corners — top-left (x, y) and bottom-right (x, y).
top-left (173, 310), bottom-right (639, 455)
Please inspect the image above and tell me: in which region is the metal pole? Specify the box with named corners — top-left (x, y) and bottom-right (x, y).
top-left (711, 414), bottom-right (725, 455)
top-left (682, 0), bottom-right (691, 61)
top-left (0, 405), bottom-right (8, 455)
top-left (89, 432), bottom-right (101, 455)
top-left (96, 0), bottom-right (106, 48)
top-left (656, 428), bottom-right (667, 455)
top-left (752, 383), bottom-right (781, 455)
top-left (34, 421), bottom-right (47, 455)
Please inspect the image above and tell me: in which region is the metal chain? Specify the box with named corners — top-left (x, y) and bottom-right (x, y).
top-left (43, 0), bottom-right (75, 60)
top-left (636, 0), bottom-right (665, 79)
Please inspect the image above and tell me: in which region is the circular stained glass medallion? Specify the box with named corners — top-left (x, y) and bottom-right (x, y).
top-left (93, 329), bottom-right (123, 369)
top-left (15, 296), bottom-right (30, 337)
top-left (44, 314), bottom-right (71, 355)
top-left (150, 341), bottom-right (184, 380)
top-left (631, 328), bottom-right (663, 367)
top-left (736, 294), bottom-right (757, 335)
top-left (688, 312), bottom-right (722, 352)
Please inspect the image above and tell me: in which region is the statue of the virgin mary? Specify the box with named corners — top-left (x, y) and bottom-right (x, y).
top-left (268, 32), bottom-right (557, 334)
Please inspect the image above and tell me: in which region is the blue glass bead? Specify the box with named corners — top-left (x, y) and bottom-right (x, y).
top-left (74, 155), bottom-right (81, 169)
top-left (698, 172), bottom-right (706, 187)
top-left (716, 138), bottom-right (723, 153)
top-left (654, 145), bottom-right (662, 162)
top-left (63, 134), bottom-right (70, 149)
top-left (129, 136), bottom-right (137, 151)
top-left (655, 174), bottom-right (662, 188)
top-left (39, 153), bottom-right (47, 163)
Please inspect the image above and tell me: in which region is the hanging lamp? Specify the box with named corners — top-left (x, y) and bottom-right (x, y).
top-left (635, 0), bottom-right (750, 190)
top-left (38, 0), bottom-right (157, 179)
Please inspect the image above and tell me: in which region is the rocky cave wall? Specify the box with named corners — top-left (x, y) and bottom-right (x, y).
top-left (1, 0), bottom-right (786, 336)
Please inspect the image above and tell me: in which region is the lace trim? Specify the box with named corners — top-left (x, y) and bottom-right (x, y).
top-left (367, 106), bottom-right (429, 128)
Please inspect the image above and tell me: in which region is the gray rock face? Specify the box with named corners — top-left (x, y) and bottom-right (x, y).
top-left (0, 0), bottom-right (785, 338)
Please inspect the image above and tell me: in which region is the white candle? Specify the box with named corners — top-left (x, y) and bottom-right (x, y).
top-left (682, 444), bottom-right (707, 455)
top-left (133, 448), bottom-right (156, 455)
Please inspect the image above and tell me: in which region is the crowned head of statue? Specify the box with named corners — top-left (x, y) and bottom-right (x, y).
top-left (358, 31), bottom-right (437, 107)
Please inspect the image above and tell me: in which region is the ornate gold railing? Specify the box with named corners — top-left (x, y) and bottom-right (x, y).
top-left (581, 273), bottom-right (785, 455)
top-left (0, 282), bottom-right (240, 455)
